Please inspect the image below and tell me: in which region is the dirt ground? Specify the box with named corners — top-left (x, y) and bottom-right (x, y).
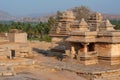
top-left (0, 41), bottom-right (86, 80)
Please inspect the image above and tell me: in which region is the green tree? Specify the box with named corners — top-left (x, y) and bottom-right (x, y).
top-left (26, 23), bottom-right (34, 38)
top-left (36, 22), bottom-right (45, 39)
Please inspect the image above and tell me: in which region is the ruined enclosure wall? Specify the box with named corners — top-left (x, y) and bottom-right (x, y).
top-left (111, 44), bottom-right (120, 57)
top-left (8, 33), bottom-right (27, 43)
top-left (14, 33), bottom-right (27, 43)
top-left (96, 43), bottom-right (111, 57)
top-left (8, 33), bottom-right (15, 42)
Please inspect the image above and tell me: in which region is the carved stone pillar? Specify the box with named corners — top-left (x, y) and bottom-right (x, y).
top-left (84, 44), bottom-right (88, 53)
top-left (82, 43), bottom-right (89, 53)
top-left (9, 50), bottom-right (12, 59)
top-left (80, 43), bottom-right (98, 65)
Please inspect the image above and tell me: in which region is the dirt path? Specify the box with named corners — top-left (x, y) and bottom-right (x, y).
top-left (0, 53), bottom-right (86, 80)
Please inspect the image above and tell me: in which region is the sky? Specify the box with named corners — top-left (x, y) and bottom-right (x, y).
top-left (0, 0), bottom-right (120, 16)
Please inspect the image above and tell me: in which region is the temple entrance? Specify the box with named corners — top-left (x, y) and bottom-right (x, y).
top-left (11, 50), bottom-right (15, 59)
top-left (88, 43), bottom-right (95, 51)
top-left (70, 43), bottom-right (96, 62)
top-left (70, 43), bottom-right (84, 60)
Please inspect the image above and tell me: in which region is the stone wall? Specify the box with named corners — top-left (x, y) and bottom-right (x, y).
top-left (8, 33), bottom-right (27, 43)
top-left (0, 47), bottom-right (10, 59)
top-left (14, 33), bottom-right (27, 43)
top-left (111, 44), bottom-right (120, 57)
top-left (96, 43), bottom-right (120, 65)
top-left (8, 33), bottom-right (14, 42)
top-left (96, 43), bottom-right (111, 57)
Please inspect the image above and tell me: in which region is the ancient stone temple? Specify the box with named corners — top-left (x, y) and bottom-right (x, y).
top-left (49, 11), bottom-right (75, 52)
top-left (87, 12), bottom-right (103, 31)
top-left (50, 11), bottom-right (120, 65)
top-left (49, 11), bottom-right (75, 42)
top-left (66, 13), bottom-right (120, 65)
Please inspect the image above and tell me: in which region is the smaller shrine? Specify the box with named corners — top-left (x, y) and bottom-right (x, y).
top-left (49, 11), bottom-right (120, 65)
top-left (65, 14), bottom-right (120, 65)
top-left (49, 11), bottom-right (75, 42)
top-left (0, 29), bottom-right (34, 76)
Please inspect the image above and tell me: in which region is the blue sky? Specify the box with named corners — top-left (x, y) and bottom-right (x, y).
top-left (0, 0), bottom-right (120, 16)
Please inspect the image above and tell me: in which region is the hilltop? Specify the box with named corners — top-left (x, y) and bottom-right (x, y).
top-left (0, 11), bottom-right (16, 21)
top-left (103, 14), bottom-right (120, 20)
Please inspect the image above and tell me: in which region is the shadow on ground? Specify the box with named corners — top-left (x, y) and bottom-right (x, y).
top-left (33, 48), bottom-right (67, 61)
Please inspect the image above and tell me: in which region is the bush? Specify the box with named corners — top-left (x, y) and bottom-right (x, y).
top-left (40, 35), bottom-right (51, 42)
top-left (28, 35), bottom-right (51, 42)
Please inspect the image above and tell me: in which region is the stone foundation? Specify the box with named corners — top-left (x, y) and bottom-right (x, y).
top-left (0, 66), bottom-right (15, 76)
top-left (98, 56), bottom-right (120, 65)
top-left (79, 57), bottom-right (98, 65)
top-left (0, 58), bottom-right (35, 76)
top-left (77, 69), bottom-right (120, 80)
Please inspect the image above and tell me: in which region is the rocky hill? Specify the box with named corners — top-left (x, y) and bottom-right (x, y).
top-left (0, 11), bottom-right (16, 21)
top-left (103, 14), bottom-right (120, 20)
top-left (0, 10), bottom-right (120, 22)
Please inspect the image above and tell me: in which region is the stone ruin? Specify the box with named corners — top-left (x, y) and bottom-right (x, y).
top-left (49, 11), bottom-right (120, 80)
top-left (49, 11), bottom-right (75, 52)
top-left (49, 11), bottom-right (75, 41)
top-left (0, 29), bottom-right (34, 76)
top-left (49, 11), bottom-right (120, 66)
top-left (0, 29), bottom-right (32, 58)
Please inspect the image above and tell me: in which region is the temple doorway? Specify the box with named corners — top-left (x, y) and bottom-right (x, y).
top-left (88, 43), bottom-right (95, 51)
top-left (11, 50), bottom-right (15, 59)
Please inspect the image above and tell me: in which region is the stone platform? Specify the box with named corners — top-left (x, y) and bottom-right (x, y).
top-left (0, 58), bottom-right (35, 77)
top-left (0, 58), bottom-right (35, 66)
top-left (40, 60), bottom-right (120, 80)
top-left (0, 66), bottom-right (15, 76)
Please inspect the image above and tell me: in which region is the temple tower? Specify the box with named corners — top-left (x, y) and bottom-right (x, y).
top-left (87, 12), bottom-right (103, 31)
top-left (49, 11), bottom-right (75, 39)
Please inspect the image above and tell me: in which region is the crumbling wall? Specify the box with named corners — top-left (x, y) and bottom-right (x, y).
top-left (8, 33), bottom-right (27, 43)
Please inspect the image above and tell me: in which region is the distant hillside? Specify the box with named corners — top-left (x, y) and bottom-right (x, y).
top-left (103, 14), bottom-right (120, 20)
top-left (0, 11), bottom-right (16, 21)
top-left (17, 13), bottom-right (56, 22)
top-left (0, 10), bottom-right (120, 22)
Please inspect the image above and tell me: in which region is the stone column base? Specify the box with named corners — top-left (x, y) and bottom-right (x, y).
top-left (98, 56), bottom-right (120, 65)
top-left (79, 57), bottom-right (98, 65)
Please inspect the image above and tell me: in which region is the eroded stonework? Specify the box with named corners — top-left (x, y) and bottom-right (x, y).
top-left (0, 29), bottom-right (34, 76)
top-left (50, 11), bottom-right (120, 66)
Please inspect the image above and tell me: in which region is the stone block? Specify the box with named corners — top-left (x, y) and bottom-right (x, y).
top-left (0, 72), bottom-right (2, 76)
top-left (2, 72), bottom-right (13, 76)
